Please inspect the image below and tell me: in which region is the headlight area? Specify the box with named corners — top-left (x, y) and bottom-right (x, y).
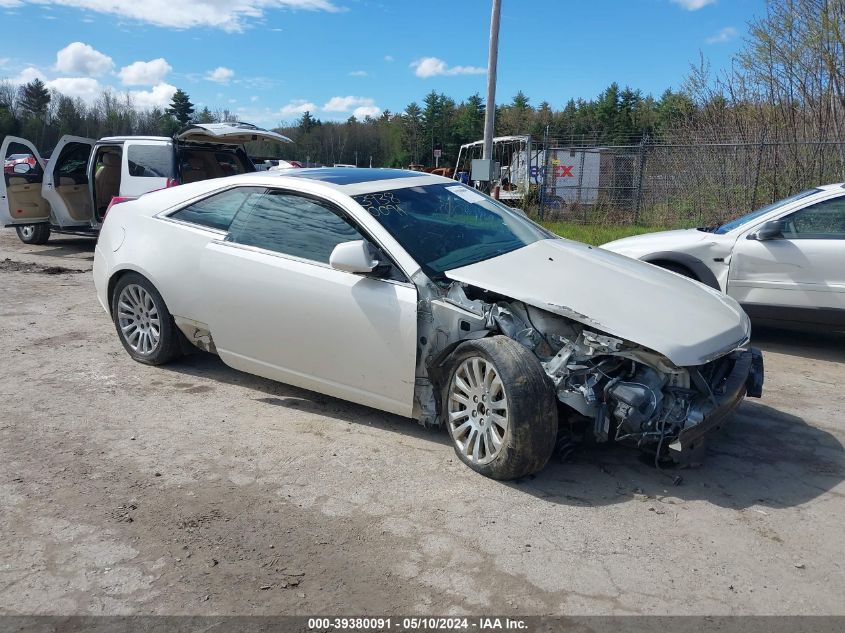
top-left (436, 284), bottom-right (764, 465)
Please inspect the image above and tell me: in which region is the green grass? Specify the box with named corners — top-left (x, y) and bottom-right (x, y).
top-left (539, 221), bottom-right (673, 246)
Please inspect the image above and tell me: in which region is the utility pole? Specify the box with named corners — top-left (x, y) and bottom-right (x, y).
top-left (482, 0), bottom-right (501, 162)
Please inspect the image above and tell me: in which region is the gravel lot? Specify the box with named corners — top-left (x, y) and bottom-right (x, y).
top-left (1, 229), bottom-right (844, 616)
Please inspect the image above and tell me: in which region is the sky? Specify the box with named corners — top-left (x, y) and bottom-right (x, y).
top-left (0, 0), bottom-right (767, 128)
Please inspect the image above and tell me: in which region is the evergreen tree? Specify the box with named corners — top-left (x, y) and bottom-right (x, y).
top-left (18, 79), bottom-right (51, 116)
top-left (402, 102), bottom-right (423, 164)
top-left (166, 89), bottom-right (195, 126)
top-left (455, 93), bottom-right (485, 144)
top-left (299, 111), bottom-right (316, 134)
top-left (194, 106), bottom-right (216, 123)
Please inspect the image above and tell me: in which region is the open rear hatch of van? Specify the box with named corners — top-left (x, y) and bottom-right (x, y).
top-left (175, 122), bottom-right (293, 146)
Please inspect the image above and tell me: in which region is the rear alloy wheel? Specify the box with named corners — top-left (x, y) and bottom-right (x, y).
top-left (444, 336), bottom-right (557, 480)
top-left (112, 273), bottom-right (180, 365)
top-left (16, 224), bottom-right (51, 245)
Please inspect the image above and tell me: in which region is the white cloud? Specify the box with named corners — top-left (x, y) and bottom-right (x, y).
top-left (670, 0), bottom-right (716, 9)
top-left (46, 77), bottom-right (102, 102)
top-left (706, 26), bottom-right (738, 44)
top-left (207, 66), bottom-right (234, 83)
top-left (384, 55), bottom-right (394, 62)
top-left (9, 67), bottom-right (45, 84)
top-left (348, 70), bottom-right (368, 77)
top-left (0, 0), bottom-right (341, 31)
top-left (323, 95), bottom-right (376, 112)
top-left (250, 95), bottom-right (259, 102)
top-left (55, 42), bottom-right (114, 76)
top-left (279, 99), bottom-right (317, 118)
top-left (118, 58), bottom-right (172, 85)
top-left (129, 82), bottom-right (177, 108)
top-left (410, 57), bottom-right (485, 78)
top-left (352, 105), bottom-right (380, 119)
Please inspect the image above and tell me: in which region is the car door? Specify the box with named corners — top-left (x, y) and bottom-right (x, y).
top-left (42, 135), bottom-right (96, 227)
top-left (728, 191), bottom-right (845, 323)
top-left (199, 187), bottom-right (418, 417)
top-left (0, 136), bottom-right (49, 226)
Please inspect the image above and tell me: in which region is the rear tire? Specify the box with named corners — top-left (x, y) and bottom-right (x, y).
top-left (16, 224), bottom-right (50, 245)
top-left (111, 273), bottom-right (181, 366)
top-left (443, 336), bottom-right (557, 480)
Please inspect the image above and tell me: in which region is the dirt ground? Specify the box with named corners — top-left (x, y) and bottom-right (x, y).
top-left (1, 229), bottom-right (844, 616)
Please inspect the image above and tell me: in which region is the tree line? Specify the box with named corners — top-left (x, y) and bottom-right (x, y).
top-left (1, 0), bottom-right (842, 171)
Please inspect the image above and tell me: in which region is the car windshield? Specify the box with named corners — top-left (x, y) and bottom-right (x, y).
top-left (712, 189), bottom-right (820, 234)
top-left (352, 183), bottom-right (552, 279)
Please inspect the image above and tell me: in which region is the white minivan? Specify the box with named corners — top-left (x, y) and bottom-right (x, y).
top-left (0, 122), bottom-right (291, 244)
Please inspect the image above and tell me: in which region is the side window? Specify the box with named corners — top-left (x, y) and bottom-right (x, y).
top-left (3, 143), bottom-right (42, 184)
top-left (226, 191), bottom-right (363, 264)
top-left (55, 143), bottom-right (90, 184)
top-left (127, 144), bottom-right (172, 178)
top-left (169, 187), bottom-right (265, 231)
top-left (782, 196), bottom-right (845, 240)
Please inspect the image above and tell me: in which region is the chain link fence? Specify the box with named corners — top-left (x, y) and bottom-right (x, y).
top-left (538, 139), bottom-right (845, 226)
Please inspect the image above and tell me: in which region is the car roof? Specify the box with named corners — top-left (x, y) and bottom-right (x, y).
top-left (121, 167), bottom-right (455, 218)
top-left (281, 167), bottom-right (432, 185)
top-left (98, 136), bottom-right (173, 143)
top-left (245, 167), bottom-right (453, 193)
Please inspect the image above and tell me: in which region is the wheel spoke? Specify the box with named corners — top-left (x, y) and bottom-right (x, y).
top-left (482, 429), bottom-right (492, 459)
top-left (471, 358), bottom-right (484, 390)
top-left (489, 425), bottom-right (503, 449)
top-left (489, 412), bottom-right (507, 428)
top-left (454, 374), bottom-right (472, 396)
top-left (449, 409), bottom-right (470, 423)
top-left (450, 392), bottom-right (470, 407)
top-left (452, 420), bottom-right (472, 439)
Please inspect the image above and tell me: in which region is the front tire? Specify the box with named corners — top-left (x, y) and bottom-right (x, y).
top-left (16, 224), bottom-right (51, 245)
top-left (443, 336), bottom-right (557, 480)
top-left (111, 273), bottom-right (180, 365)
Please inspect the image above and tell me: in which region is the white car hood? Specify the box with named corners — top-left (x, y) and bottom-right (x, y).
top-left (601, 228), bottom-right (717, 255)
top-left (445, 239), bottom-right (749, 367)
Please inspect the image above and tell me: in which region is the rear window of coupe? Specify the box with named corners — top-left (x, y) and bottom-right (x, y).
top-left (169, 187), bottom-right (265, 231)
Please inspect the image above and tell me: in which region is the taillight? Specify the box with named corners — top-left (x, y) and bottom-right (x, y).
top-left (104, 196), bottom-right (134, 217)
top-left (166, 178), bottom-right (179, 188)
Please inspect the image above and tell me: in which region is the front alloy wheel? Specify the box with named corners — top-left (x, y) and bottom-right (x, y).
top-left (444, 336), bottom-right (557, 480)
top-left (448, 357), bottom-right (509, 466)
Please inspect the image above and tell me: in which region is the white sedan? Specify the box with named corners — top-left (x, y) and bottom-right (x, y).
top-left (602, 184), bottom-right (845, 329)
top-left (93, 168), bottom-right (763, 480)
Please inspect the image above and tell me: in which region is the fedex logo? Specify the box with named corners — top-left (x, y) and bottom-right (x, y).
top-left (529, 165), bottom-right (576, 181)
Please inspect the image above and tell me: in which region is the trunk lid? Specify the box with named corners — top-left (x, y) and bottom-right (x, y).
top-left (175, 122), bottom-right (293, 146)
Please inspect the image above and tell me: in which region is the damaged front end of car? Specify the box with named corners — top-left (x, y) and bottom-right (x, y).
top-left (415, 280), bottom-right (764, 464)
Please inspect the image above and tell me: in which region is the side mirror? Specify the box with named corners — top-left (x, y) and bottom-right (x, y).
top-left (13, 162), bottom-right (31, 174)
top-left (749, 219), bottom-right (783, 241)
top-left (329, 240), bottom-right (379, 274)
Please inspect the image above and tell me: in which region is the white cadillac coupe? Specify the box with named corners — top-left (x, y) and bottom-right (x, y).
top-left (93, 168), bottom-right (763, 480)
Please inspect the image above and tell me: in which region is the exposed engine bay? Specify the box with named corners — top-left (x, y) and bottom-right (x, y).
top-left (413, 279), bottom-right (763, 464)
